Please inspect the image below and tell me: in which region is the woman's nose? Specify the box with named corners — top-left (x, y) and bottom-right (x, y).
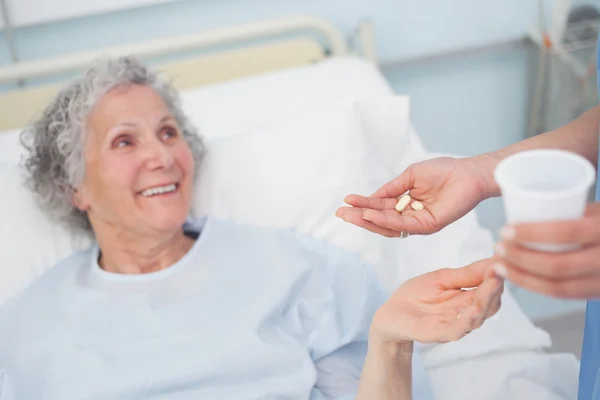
top-left (143, 139), bottom-right (174, 170)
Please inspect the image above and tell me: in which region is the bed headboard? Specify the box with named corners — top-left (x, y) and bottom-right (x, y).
top-left (0, 14), bottom-right (375, 132)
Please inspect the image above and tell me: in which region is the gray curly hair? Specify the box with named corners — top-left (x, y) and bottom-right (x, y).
top-left (20, 56), bottom-right (205, 234)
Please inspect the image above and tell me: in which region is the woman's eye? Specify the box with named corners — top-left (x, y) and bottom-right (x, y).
top-left (114, 136), bottom-right (133, 148)
top-left (162, 127), bottom-right (178, 140)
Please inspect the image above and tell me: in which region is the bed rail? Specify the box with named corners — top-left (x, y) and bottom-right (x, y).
top-left (0, 14), bottom-right (347, 85)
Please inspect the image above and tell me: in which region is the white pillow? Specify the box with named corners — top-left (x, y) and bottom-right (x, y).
top-left (0, 129), bottom-right (25, 165)
top-left (0, 163), bottom-right (93, 306)
top-left (357, 96), bottom-right (412, 173)
top-left (191, 99), bottom-right (410, 285)
top-left (177, 56), bottom-right (395, 141)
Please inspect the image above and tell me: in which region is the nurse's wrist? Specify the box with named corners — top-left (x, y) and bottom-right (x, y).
top-left (466, 152), bottom-right (503, 200)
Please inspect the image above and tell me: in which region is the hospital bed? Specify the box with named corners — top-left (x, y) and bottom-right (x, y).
top-left (0, 15), bottom-right (581, 400)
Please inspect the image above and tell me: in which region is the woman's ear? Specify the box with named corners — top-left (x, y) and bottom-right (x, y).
top-left (72, 188), bottom-right (90, 211)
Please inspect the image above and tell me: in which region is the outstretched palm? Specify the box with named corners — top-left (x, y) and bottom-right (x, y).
top-left (372, 259), bottom-right (504, 344)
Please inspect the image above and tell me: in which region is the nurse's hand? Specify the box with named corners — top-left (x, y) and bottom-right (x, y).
top-left (336, 156), bottom-right (494, 237)
top-left (493, 203), bottom-right (600, 299)
top-left (371, 259), bottom-right (504, 344)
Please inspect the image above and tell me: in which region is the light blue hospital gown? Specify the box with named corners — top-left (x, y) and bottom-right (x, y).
top-left (0, 216), bottom-right (433, 399)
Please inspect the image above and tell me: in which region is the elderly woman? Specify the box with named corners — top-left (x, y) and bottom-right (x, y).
top-left (0, 57), bottom-right (503, 400)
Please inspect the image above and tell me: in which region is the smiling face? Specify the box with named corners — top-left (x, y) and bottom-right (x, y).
top-left (74, 84), bottom-right (195, 236)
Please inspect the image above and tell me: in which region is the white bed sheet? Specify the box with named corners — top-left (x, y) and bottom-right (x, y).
top-left (0, 56), bottom-right (581, 399)
top-left (427, 350), bottom-right (579, 400)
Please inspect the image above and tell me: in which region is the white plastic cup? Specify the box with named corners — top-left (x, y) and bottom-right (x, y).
top-left (494, 149), bottom-right (596, 252)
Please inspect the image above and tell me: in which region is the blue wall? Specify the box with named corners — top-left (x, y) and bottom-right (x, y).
top-left (3, 0), bottom-right (537, 62)
top-left (2, 0), bottom-right (599, 319)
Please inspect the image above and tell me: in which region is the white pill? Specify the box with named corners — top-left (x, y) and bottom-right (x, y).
top-left (395, 194), bottom-right (412, 212)
top-left (411, 201), bottom-right (424, 211)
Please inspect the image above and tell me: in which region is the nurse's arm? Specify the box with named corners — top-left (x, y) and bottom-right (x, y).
top-left (474, 105), bottom-right (600, 199)
top-left (355, 331), bottom-right (413, 400)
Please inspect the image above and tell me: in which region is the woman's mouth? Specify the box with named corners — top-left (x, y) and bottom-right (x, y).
top-left (139, 183), bottom-right (179, 197)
